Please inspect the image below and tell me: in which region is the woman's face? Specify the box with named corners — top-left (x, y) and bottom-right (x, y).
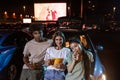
top-left (70, 42), bottom-right (82, 53)
top-left (55, 36), bottom-right (63, 47)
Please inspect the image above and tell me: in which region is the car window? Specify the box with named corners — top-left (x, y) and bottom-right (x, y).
top-left (2, 34), bottom-right (16, 46)
top-left (57, 17), bottom-right (83, 29)
top-left (2, 32), bottom-right (31, 46)
top-left (63, 31), bottom-right (93, 50)
top-left (65, 34), bottom-right (89, 49)
top-left (16, 33), bottom-right (31, 47)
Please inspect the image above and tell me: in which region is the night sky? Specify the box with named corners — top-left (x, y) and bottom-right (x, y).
top-left (0, 0), bottom-right (120, 21)
top-left (0, 0), bottom-right (33, 12)
top-left (0, 0), bottom-right (112, 12)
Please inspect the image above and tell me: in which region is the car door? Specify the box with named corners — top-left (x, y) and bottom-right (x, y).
top-left (0, 31), bottom-right (32, 80)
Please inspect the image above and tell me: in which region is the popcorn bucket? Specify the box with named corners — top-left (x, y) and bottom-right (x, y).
top-left (54, 58), bottom-right (63, 65)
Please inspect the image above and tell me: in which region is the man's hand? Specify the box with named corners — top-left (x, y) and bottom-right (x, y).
top-left (23, 57), bottom-right (29, 64)
top-left (27, 63), bottom-right (36, 69)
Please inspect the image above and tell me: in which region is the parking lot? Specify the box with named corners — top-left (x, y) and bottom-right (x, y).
top-left (88, 31), bottom-right (120, 80)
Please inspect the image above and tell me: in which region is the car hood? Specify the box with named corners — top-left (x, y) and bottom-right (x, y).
top-left (0, 46), bottom-right (16, 71)
top-left (0, 46), bottom-right (14, 52)
top-left (93, 52), bottom-right (105, 78)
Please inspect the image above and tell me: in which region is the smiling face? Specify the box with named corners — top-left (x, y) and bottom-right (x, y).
top-left (55, 36), bottom-right (63, 47)
top-left (70, 42), bottom-right (82, 53)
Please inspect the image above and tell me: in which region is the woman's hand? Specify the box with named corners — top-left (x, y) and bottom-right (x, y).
top-left (72, 50), bottom-right (82, 62)
top-left (45, 59), bottom-right (54, 66)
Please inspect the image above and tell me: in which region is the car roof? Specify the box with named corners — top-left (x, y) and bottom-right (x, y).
top-left (0, 31), bottom-right (22, 37)
top-left (0, 31), bottom-right (30, 45)
top-left (0, 31), bottom-right (13, 44)
top-left (57, 16), bottom-right (83, 22)
top-left (57, 16), bottom-right (84, 30)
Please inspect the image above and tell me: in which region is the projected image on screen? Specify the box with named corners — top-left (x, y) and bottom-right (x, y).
top-left (34, 3), bottom-right (67, 21)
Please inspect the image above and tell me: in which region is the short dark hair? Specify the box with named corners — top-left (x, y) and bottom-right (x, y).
top-left (29, 24), bottom-right (44, 34)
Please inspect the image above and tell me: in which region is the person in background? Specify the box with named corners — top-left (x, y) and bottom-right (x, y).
top-left (65, 37), bottom-right (94, 80)
top-left (20, 24), bottom-right (52, 80)
top-left (44, 31), bottom-right (71, 80)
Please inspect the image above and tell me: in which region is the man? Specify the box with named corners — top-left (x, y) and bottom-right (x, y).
top-left (20, 24), bottom-right (52, 80)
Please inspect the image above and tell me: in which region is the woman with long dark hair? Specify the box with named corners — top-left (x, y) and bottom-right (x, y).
top-left (65, 37), bottom-right (94, 80)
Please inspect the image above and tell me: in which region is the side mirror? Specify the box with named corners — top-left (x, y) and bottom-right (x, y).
top-left (96, 45), bottom-right (104, 51)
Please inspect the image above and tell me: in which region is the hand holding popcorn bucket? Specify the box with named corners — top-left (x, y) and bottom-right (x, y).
top-left (53, 58), bottom-right (63, 65)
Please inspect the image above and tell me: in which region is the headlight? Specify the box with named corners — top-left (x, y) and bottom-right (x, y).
top-left (97, 74), bottom-right (106, 80)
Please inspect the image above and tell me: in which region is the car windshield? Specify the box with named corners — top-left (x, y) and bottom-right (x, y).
top-left (61, 31), bottom-right (92, 51)
top-left (57, 16), bottom-right (83, 29)
top-left (65, 34), bottom-right (89, 48)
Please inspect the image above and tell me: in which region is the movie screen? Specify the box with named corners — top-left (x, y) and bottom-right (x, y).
top-left (34, 3), bottom-right (67, 21)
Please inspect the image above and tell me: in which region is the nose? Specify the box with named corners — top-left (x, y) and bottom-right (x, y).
top-left (57, 39), bottom-right (62, 43)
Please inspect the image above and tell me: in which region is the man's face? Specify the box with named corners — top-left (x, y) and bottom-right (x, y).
top-left (32, 30), bottom-right (43, 40)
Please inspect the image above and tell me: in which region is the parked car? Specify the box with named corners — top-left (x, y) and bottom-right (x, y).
top-left (47, 16), bottom-right (106, 80)
top-left (57, 16), bottom-right (84, 30)
top-left (59, 29), bottom-right (106, 80)
top-left (0, 31), bottom-right (32, 80)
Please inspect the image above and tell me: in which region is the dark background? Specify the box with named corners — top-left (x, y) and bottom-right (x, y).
top-left (0, 0), bottom-right (120, 80)
top-left (88, 31), bottom-right (120, 80)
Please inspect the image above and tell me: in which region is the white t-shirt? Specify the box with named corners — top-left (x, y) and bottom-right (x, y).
top-left (23, 39), bottom-right (52, 69)
top-left (44, 47), bottom-right (71, 71)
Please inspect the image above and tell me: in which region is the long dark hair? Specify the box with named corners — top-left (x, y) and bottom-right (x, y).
top-left (69, 37), bottom-right (91, 80)
top-left (52, 31), bottom-right (66, 47)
